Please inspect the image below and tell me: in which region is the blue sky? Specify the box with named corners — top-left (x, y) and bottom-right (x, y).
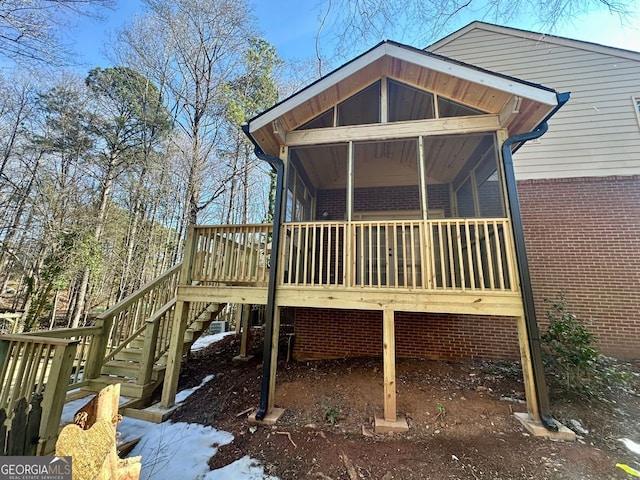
top-left (72, 0), bottom-right (640, 70)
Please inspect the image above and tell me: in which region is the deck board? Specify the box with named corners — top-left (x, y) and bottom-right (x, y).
top-left (178, 284), bottom-right (524, 317)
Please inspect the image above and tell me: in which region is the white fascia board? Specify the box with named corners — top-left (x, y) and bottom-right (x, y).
top-left (249, 47), bottom-right (387, 133)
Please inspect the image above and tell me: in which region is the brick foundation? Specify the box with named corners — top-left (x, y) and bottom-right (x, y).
top-left (292, 308), bottom-right (520, 361)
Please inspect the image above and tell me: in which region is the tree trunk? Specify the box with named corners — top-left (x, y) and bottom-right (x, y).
top-left (71, 155), bottom-right (115, 328)
top-left (49, 290), bottom-right (60, 329)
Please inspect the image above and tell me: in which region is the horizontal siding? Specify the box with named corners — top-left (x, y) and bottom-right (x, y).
top-left (430, 28), bottom-right (640, 180)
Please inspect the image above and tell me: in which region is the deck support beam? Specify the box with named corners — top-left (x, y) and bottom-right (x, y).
top-left (234, 304), bottom-right (254, 362)
top-left (268, 306), bottom-right (281, 411)
top-left (160, 300), bottom-right (189, 408)
top-left (383, 308), bottom-right (396, 421)
top-left (249, 305), bottom-right (285, 425)
top-left (375, 308), bottom-right (408, 433)
top-left (515, 314), bottom-right (539, 419)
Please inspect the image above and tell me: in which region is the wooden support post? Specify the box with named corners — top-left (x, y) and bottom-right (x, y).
top-left (240, 304), bottom-right (251, 356)
top-left (160, 300), bottom-right (190, 408)
top-left (235, 305), bottom-right (242, 334)
top-left (375, 308), bottom-right (408, 433)
top-left (138, 318), bottom-right (160, 386)
top-left (84, 318), bottom-right (111, 381)
top-left (233, 304), bottom-right (254, 362)
top-left (267, 306), bottom-right (281, 412)
top-left (38, 341), bottom-right (78, 455)
top-left (516, 314), bottom-right (539, 420)
top-left (383, 308), bottom-right (396, 422)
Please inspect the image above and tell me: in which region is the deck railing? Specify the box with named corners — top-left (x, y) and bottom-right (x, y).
top-left (92, 263), bottom-right (182, 371)
top-left (24, 326), bottom-right (103, 390)
top-left (0, 334), bottom-right (78, 454)
top-left (189, 224), bottom-right (272, 284)
top-left (186, 219), bottom-right (517, 292)
top-left (280, 218), bottom-right (517, 291)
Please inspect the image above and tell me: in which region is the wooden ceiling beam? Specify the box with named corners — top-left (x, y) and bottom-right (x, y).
top-left (286, 114), bottom-right (501, 147)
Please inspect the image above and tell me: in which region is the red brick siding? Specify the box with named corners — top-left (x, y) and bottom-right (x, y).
top-left (292, 308), bottom-right (519, 361)
top-left (353, 185), bottom-right (421, 212)
top-left (316, 185), bottom-right (453, 219)
top-left (519, 175), bottom-right (640, 359)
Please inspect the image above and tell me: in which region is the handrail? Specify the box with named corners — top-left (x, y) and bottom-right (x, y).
top-left (23, 326), bottom-right (102, 338)
top-left (102, 297), bottom-right (177, 364)
top-left (96, 263), bottom-right (182, 321)
top-left (146, 297), bottom-right (177, 324)
top-left (0, 333), bottom-right (78, 346)
top-left (85, 264), bottom-right (183, 381)
top-left (17, 326), bottom-right (104, 389)
top-left (101, 322), bottom-right (148, 363)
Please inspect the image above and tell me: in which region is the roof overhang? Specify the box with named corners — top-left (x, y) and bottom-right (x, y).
top-left (246, 41), bottom-right (563, 157)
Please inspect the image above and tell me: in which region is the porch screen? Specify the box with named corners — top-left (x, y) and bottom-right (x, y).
top-left (352, 139), bottom-right (421, 219)
top-left (423, 133), bottom-right (503, 219)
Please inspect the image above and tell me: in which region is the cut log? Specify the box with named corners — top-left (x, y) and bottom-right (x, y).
top-left (57, 384), bottom-right (141, 480)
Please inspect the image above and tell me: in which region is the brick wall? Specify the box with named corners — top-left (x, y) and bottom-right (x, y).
top-left (316, 184), bottom-right (453, 219)
top-left (292, 308), bottom-right (520, 361)
top-left (518, 175), bottom-right (640, 359)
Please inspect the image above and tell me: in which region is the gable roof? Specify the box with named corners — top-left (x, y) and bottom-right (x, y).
top-left (246, 40), bottom-right (564, 156)
top-left (427, 21), bottom-right (640, 62)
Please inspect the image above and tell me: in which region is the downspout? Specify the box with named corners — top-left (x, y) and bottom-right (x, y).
top-left (500, 92), bottom-right (570, 431)
top-left (242, 124), bottom-right (284, 421)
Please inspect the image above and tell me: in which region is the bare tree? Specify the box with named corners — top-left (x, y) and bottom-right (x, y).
top-left (312, 0), bottom-right (635, 73)
top-left (0, 0), bottom-right (114, 66)
top-left (117, 0), bottom-right (258, 226)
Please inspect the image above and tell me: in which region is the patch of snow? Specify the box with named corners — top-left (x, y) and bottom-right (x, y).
top-left (58, 328), bottom-right (277, 479)
top-left (569, 419), bottom-right (589, 435)
top-left (207, 455), bottom-right (278, 480)
top-left (191, 331), bottom-right (235, 351)
top-left (118, 418), bottom-right (233, 479)
top-left (175, 374), bottom-right (215, 403)
top-left (620, 438), bottom-right (640, 456)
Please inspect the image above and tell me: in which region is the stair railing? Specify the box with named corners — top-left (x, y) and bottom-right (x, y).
top-left (85, 263), bottom-right (182, 380)
top-left (0, 334), bottom-right (79, 455)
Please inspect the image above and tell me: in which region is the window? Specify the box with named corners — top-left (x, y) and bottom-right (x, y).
top-left (337, 81), bottom-right (381, 126)
top-left (294, 78), bottom-right (488, 131)
top-left (438, 96), bottom-right (484, 117)
top-left (634, 97), bottom-right (640, 128)
top-left (285, 160), bottom-right (313, 222)
top-left (388, 79), bottom-right (435, 122)
top-left (297, 108), bottom-right (334, 130)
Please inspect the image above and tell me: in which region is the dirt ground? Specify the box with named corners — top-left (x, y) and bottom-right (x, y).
top-left (171, 330), bottom-right (640, 480)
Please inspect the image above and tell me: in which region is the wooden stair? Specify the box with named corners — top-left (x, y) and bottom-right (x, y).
top-left (84, 302), bottom-right (224, 404)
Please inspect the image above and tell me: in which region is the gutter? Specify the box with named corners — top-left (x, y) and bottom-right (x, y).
top-left (241, 124), bottom-right (284, 421)
top-left (500, 91), bottom-right (570, 431)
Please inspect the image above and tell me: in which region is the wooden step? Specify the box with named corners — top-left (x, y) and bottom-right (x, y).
top-left (113, 348), bottom-right (143, 362)
top-left (101, 360), bottom-right (166, 382)
top-left (129, 337), bottom-right (146, 349)
top-left (101, 361), bottom-right (139, 378)
top-left (86, 373), bottom-right (165, 399)
top-left (86, 376), bottom-right (146, 398)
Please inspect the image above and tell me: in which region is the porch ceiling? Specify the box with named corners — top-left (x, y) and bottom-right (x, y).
top-left (247, 41), bottom-right (560, 157)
